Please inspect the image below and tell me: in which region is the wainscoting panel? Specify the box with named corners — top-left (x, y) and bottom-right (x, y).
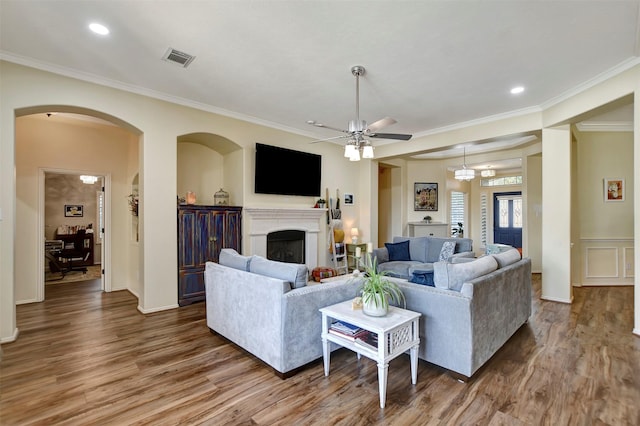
top-left (580, 239), bottom-right (633, 286)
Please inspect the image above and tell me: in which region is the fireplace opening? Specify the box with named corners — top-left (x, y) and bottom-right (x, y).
top-left (267, 230), bottom-right (305, 264)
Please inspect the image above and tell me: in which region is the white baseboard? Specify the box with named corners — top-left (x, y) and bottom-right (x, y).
top-left (540, 295), bottom-right (573, 304)
top-left (16, 298), bottom-right (39, 305)
top-left (137, 303), bottom-right (179, 314)
top-left (0, 327), bottom-right (19, 344)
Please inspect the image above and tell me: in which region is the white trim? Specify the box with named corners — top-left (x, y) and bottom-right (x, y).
top-left (0, 328), bottom-right (19, 344)
top-left (633, 328), bottom-right (640, 337)
top-left (0, 52), bottom-right (320, 140)
top-left (16, 298), bottom-right (39, 305)
top-left (623, 247), bottom-right (635, 278)
top-left (575, 121), bottom-right (634, 132)
top-left (540, 295), bottom-right (573, 304)
top-left (137, 304), bottom-right (179, 314)
top-left (585, 247), bottom-right (619, 278)
top-left (540, 57), bottom-right (640, 110)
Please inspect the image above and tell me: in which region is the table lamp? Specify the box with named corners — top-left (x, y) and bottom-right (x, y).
top-left (351, 227), bottom-right (359, 244)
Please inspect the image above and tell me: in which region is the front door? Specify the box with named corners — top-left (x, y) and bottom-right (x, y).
top-left (493, 192), bottom-right (522, 248)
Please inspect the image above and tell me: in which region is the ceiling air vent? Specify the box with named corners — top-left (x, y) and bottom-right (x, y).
top-left (162, 48), bottom-right (195, 68)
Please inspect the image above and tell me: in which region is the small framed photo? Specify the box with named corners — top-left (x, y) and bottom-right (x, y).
top-left (65, 204), bottom-right (84, 217)
top-left (604, 178), bottom-right (624, 202)
top-left (414, 182), bottom-right (438, 211)
top-left (344, 193), bottom-right (354, 205)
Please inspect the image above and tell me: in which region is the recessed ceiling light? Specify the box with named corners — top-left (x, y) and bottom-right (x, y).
top-left (510, 86), bottom-right (525, 95)
top-left (89, 22), bottom-right (110, 35)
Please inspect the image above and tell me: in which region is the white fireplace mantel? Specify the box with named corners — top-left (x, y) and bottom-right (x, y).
top-left (245, 207), bottom-right (327, 270)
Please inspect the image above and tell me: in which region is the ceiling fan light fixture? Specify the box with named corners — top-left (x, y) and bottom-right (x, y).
top-left (349, 148), bottom-right (361, 162)
top-left (481, 169), bottom-right (496, 177)
top-left (362, 145), bottom-right (374, 159)
top-left (344, 143), bottom-right (356, 158)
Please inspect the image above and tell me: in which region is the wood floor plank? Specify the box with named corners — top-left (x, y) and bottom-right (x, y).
top-left (2, 275), bottom-right (640, 425)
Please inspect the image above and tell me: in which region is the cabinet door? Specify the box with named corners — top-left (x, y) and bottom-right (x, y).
top-left (177, 209), bottom-right (208, 305)
top-left (208, 210), bottom-right (226, 263)
top-left (224, 209), bottom-right (242, 251)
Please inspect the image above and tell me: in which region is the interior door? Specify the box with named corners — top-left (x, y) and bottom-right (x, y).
top-left (493, 192), bottom-right (522, 248)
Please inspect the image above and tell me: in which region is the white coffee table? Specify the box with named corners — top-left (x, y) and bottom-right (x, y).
top-left (320, 300), bottom-right (421, 408)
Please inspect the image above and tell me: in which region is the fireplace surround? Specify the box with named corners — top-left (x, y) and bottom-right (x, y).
top-left (244, 207), bottom-right (326, 270)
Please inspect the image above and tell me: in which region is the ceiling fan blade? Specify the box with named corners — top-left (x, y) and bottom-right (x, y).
top-left (366, 117), bottom-right (397, 133)
top-left (309, 135), bottom-right (349, 144)
top-left (306, 120), bottom-right (350, 134)
top-left (369, 133), bottom-right (413, 141)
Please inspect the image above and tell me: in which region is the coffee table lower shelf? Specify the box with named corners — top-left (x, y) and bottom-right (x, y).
top-left (320, 300), bottom-right (421, 408)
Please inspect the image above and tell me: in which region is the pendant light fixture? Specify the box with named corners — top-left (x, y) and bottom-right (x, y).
top-left (454, 147), bottom-right (475, 181)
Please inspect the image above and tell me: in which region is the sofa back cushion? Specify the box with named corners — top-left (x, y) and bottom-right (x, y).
top-left (249, 255), bottom-right (308, 289)
top-left (492, 247), bottom-right (522, 268)
top-left (219, 248), bottom-right (252, 271)
top-left (392, 236), bottom-right (428, 263)
top-left (433, 255), bottom-right (498, 292)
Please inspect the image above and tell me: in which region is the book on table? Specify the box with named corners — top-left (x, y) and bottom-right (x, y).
top-left (329, 321), bottom-right (367, 341)
top-left (355, 330), bottom-right (379, 351)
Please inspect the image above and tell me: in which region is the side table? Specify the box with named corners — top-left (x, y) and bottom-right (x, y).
top-left (346, 243), bottom-right (368, 272)
top-left (320, 300), bottom-right (421, 408)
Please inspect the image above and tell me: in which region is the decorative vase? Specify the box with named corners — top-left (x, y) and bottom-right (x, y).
top-left (363, 293), bottom-right (388, 317)
top-left (186, 191), bottom-right (196, 205)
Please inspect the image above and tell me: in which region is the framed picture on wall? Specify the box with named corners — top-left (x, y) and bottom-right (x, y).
top-left (604, 178), bottom-right (624, 202)
top-left (64, 204), bottom-right (84, 217)
top-left (414, 182), bottom-right (438, 211)
top-left (344, 193), bottom-right (354, 205)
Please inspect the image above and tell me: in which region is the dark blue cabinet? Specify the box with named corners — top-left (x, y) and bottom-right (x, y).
top-left (178, 205), bottom-right (242, 306)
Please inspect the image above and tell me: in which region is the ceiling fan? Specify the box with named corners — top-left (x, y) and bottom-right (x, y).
top-left (307, 65), bottom-right (412, 161)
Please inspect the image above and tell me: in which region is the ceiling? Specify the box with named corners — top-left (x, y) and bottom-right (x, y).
top-left (1, 1), bottom-right (639, 172)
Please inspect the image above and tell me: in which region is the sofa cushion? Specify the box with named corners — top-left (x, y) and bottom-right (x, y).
top-left (492, 248), bottom-right (522, 268)
top-left (385, 240), bottom-right (411, 261)
top-left (378, 261), bottom-right (423, 279)
top-left (438, 241), bottom-right (456, 261)
top-left (249, 256), bottom-right (308, 289)
top-left (219, 248), bottom-right (252, 271)
top-left (433, 255), bottom-right (498, 292)
top-left (393, 236), bottom-right (428, 263)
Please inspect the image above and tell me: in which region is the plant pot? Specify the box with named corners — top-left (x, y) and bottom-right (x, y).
top-left (363, 294), bottom-right (388, 317)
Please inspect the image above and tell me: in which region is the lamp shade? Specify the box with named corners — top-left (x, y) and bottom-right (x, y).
top-left (344, 144), bottom-right (356, 158)
top-left (454, 168), bottom-right (475, 181)
top-left (362, 145), bottom-right (374, 159)
top-left (349, 148), bottom-right (360, 161)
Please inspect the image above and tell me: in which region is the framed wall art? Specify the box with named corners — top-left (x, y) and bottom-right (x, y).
top-left (604, 178), bottom-right (624, 202)
top-left (414, 182), bottom-right (438, 211)
top-left (344, 193), bottom-right (354, 205)
top-left (64, 204), bottom-right (84, 217)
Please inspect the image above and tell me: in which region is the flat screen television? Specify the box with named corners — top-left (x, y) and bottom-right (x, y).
top-left (254, 143), bottom-right (322, 197)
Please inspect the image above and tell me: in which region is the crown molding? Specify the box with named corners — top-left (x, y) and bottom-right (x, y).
top-left (575, 121), bottom-right (634, 132)
top-left (540, 56), bottom-right (640, 110)
top-left (0, 51), bottom-right (316, 139)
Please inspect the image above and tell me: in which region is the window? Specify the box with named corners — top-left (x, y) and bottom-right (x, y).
top-left (497, 194), bottom-right (522, 229)
top-left (450, 191), bottom-right (465, 236)
top-left (480, 175), bottom-right (523, 187)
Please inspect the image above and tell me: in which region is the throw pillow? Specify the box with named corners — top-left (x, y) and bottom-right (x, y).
top-left (219, 248), bottom-right (252, 271)
top-left (438, 241), bottom-right (456, 262)
top-left (385, 240), bottom-right (411, 261)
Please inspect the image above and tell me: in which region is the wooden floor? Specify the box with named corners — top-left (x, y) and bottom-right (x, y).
top-left (1, 275), bottom-right (640, 425)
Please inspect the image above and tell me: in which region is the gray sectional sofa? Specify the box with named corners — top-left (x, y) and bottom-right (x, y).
top-left (372, 236), bottom-right (474, 279)
top-left (205, 246), bottom-right (531, 381)
top-left (204, 249), bottom-right (360, 377)
top-left (394, 247), bottom-right (531, 379)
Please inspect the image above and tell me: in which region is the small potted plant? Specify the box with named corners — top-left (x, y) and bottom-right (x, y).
top-left (423, 215), bottom-right (432, 223)
top-left (359, 254), bottom-right (405, 317)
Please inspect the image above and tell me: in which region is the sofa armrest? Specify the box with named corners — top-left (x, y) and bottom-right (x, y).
top-left (449, 251), bottom-right (475, 261)
top-left (372, 247), bottom-right (389, 264)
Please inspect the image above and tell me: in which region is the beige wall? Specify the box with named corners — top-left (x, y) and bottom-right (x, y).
top-left (177, 142), bottom-right (224, 205)
top-left (15, 115), bottom-right (137, 303)
top-left (2, 60), bottom-right (640, 342)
